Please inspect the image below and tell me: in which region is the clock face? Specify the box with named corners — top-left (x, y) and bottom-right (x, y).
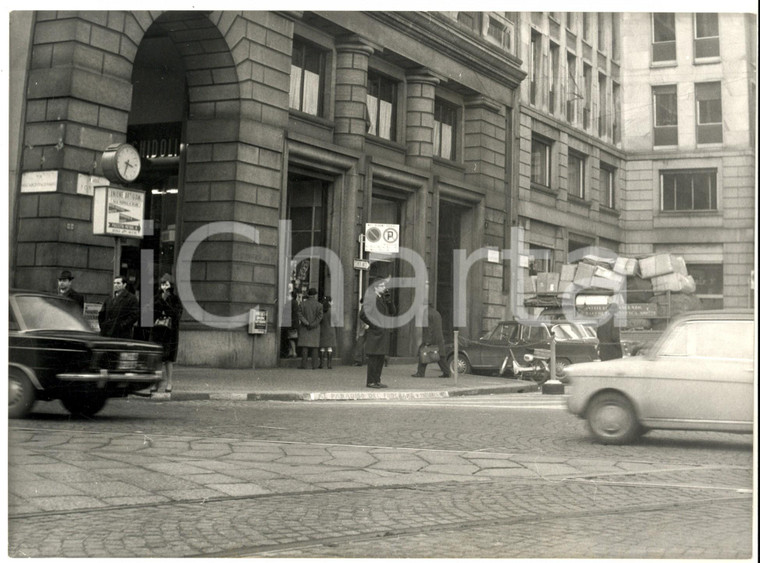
top-left (116, 144), bottom-right (141, 182)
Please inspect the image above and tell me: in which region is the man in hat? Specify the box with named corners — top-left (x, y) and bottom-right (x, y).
top-left (360, 275), bottom-right (396, 388)
top-left (98, 275), bottom-right (140, 339)
top-left (297, 287), bottom-right (323, 369)
top-left (57, 270), bottom-right (85, 312)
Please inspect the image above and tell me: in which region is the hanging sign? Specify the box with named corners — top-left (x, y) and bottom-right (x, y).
top-left (364, 223), bottom-right (400, 254)
top-left (92, 186), bottom-right (146, 238)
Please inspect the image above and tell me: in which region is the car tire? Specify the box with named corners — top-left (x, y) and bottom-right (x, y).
top-left (448, 353), bottom-right (471, 375)
top-left (9, 367), bottom-right (35, 419)
top-left (586, 391), bottom-right (641, 445)
top-left (61, 393), bottom-right (108, 418)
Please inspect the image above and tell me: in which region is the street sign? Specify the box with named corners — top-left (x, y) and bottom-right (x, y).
top-left (353, 259), bottom-right (370, 270)
top-left (248, 308), bottom-right (268, 335)
top-left (364, 223), bottom-right (400, 253)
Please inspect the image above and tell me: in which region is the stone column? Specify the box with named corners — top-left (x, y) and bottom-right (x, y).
top-left (334, 37), bottom-right (375, 152)
top-left (405, 69), bottom-right (442, 170)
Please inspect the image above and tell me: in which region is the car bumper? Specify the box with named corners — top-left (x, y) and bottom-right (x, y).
top-left (57, 370), bottom-right (163, 383)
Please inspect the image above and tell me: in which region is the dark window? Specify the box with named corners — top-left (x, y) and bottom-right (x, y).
top-left (531, 136), bottom-right (552, 188)
top-left (597, 13), bottom-right (606, 50)
top-left (600, 164), bottom-right (615, 208)
top-left (694, 13), bottom-right (720, 59)
top-left (529, 244), bottom-right (554, 275)
top-left (653, 85), bottom-right (678, 146)
top-left (367, 72), bottom-right (397, 141)
top-left (695, 82), bottom-right (723, 144)
top-left (612, 82), bottom-right (621, 143)
top-left (688, 263), bottom-right (724, 308)
top-left (566, 52), bottom-right (578, 122)
top-left (661, 169), bottom-right (717, 211)
top-left (652, 13), bottom-right (676, 62)
top-left (566, 12), bottom-right (575, 32)
top-left (582, 63), bottom-right (592, 129)
top-left (582, 13), bottom-right (592, 42)
top-left (433, 99), bottom-right (458, 160)
top-left (290, 38), bottom-right (326, 117)
top-left (598, 72), bottom-right (607, 137)
top-left (611, 13), bottom-right (620, 60)
top-left (568, 151), bottom-right (585, 198)
top-left (530, 32), bottom-right (542, 106)
top-left (549, 42), bottom-right (560, 114)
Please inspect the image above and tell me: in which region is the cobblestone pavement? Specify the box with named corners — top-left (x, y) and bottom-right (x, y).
top-left (7, 415), bottom-right (754, 559)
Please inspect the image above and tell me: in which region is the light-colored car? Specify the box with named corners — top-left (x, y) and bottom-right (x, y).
top-left (564, 309), bottom-right (755, 445)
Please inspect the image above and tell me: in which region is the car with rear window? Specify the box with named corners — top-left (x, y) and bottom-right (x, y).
top-left (445, 320), bottom-right (600, 379)
top-left (564, 309), bottom-right (755, 445)
top-left (8, 289), bottom-right (163, 418)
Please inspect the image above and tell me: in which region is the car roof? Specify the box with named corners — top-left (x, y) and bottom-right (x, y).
top-left (672, 309), bottom-right (755, 322)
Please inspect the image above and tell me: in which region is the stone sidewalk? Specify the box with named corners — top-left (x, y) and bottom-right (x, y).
top-left (149, 361), bottom-right (537, 401)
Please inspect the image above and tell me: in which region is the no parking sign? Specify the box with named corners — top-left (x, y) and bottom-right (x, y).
top-left (364, 223), bottom-right (400, 253)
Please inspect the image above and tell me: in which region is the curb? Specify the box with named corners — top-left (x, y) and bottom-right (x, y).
top-left (136, 383), bottom-right (537, 402)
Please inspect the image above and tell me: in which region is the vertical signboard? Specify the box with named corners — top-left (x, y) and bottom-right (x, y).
top-left (92, 186), bottom-right (146, 239)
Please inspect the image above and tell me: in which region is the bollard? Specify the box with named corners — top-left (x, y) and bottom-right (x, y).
top-left (542, 330), bottom-right (564, 395)
top-left (453, 330), bottom-right (459, 385)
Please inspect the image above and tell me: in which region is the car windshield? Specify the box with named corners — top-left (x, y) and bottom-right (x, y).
top-left (550, 323), bottom-right (589, 341)
top-left (13, 295), bottom-right (94, 332)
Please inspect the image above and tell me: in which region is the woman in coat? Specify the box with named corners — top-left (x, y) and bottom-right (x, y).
top-left (150, 273), bottom-right (183, 393)
top-left (318, 296), bottom-right (337, 369)
top-left (360, 276), bottom-right (396, 388)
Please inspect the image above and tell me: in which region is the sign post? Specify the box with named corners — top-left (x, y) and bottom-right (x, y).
top-left (93, 185), bottom-right (146, 280)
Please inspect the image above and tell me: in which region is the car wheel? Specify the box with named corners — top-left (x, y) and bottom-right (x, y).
top-left (586, 391), bottom-right (641, 445)
top-left (9, 367), bottom-right (35, 419)
top-left (448, 353), bottom-right (471, 375)
top-left (61, 393), bottom-right (108, 418)
top-left (554, 358), bottom-right (571, 382)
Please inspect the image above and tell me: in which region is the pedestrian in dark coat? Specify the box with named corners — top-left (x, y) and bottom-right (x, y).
top-left (412, 304), bottom-right (451, 378)
top-left (360, 276), bottom-right (396, 388)
top-left (318, 296), bottom-right (337, 369)
top-left (150, 273), bottom-right (183, 393)
top-left (98, 276), bottom-right (139, 339)
top-left (597, 303), bottom-right (623, 361)
top-left (56, 270), bottom-right (85, 312)
top-left (298, 288), bottom-right (323, 369)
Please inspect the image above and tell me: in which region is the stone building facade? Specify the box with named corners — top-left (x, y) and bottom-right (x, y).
top-left (8, 11), bottom-right (525, 367)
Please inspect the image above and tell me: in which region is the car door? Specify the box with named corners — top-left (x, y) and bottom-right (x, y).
top-left (637, 319), bottom-right (754, 428)
top-left (477, 322), bottom-right (517, 370)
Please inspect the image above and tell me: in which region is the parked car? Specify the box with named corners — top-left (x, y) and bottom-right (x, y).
top-left (564, 309), bottom-right (755, 445)
top-left (8, 289), bottom-right (164, 418)
top-left (444, 320), bottom-right (600, 379)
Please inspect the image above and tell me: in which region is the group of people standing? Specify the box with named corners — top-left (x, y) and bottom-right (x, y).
top-left (56, 270), bottom-right (182, 394)
top-left (289, 287), bottom-right (337, 370)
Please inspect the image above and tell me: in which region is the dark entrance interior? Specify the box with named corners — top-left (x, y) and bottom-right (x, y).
top-left (437, 201), bottom-right (463, 337)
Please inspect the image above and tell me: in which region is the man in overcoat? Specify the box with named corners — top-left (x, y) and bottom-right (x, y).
top-left (297, 287), bottom-right (323, 369)
top-left (596, 303), bottom-right (623, 361)
top-left (57, 270), bottom-right (85, 312)
top-left (412, 284), bottom-right (451, 378)
top-left (360, 276), bottom-right (396, 388)
top-left (98, 275), bottom-right (139, 339)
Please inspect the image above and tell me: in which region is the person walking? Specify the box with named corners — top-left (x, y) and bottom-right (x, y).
top-left (360, 276), bottom-right (395, 388)
top-left (150, 274), bottom-right (183, 393)
top-left (412, 300), bottom-right (451, 378)
top-left (98, 275), bottom-right (139, 339)
top-left (318, 296), bottom-right (337, 369)
top-left (596, 303), bottom-right (623, 361)
top-left (56, 270), bottom-right (85, 312)
top-left (297, 287), bottom-right (322, 369)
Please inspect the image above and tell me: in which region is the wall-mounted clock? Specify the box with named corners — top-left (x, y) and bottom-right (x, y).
top-left (101, 143), bottom-right (141, 184)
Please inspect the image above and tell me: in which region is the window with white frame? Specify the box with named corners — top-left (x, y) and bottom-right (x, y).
top-left (653, 85), bottom-right (678, 146)
top-left (652, 13), bottom-right (676, 62)
top-left (694, 13), bottom-right (720, 59)
top-left (531, 135), bottom-right (552, 188)
top-left (568, 151), bottom-right (586, 198)
top-left (695, 82), bottom-right (723, 144)
top-left (433, 98), bottom-right (458, 160)
top-left (366, 71), bottom-right (397, 141)
top-left (661, 169), bottom-right (717, 211)
top-left (599, 163), bottom-right (615, 208)
top-left (290, 38), bottom-right (326, 117)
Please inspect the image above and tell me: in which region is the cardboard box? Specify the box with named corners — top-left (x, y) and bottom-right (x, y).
top-left (573, 262), bottom-right (596, 284)
top-left (639, 254), bottom-right (677, 279)
top-left (536, 272), bottom-right (561, 294)
top-left (582, 254), bottom-right (616, 268)
top-left (520, 269), bottom-right (536, 294)
top-left (672, 255), bottom-right (688, 276)
top-left (651, 272), bottom-right (696, 294)
top-left (613, 256), bottom-right (639, 276)
top-left (560, 263), bottom-right (577, 281)
top-left (558, 280), bottom-right (573, 295)
top-left (591, 267), bottom-right (625, 290)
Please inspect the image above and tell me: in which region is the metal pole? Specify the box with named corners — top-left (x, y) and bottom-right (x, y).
top-left (542, 329), bottom-right (564, 394)
top-left (453, 330), bottom-right (459, 385)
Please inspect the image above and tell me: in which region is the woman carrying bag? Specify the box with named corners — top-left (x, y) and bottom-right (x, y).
top-left (150, 273), bottom-right (183, 393)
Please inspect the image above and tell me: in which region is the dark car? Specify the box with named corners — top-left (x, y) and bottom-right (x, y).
top-left (8, 289), bottom-right (163, 418)
top-left (445, 320), bottom-right (600, 378)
